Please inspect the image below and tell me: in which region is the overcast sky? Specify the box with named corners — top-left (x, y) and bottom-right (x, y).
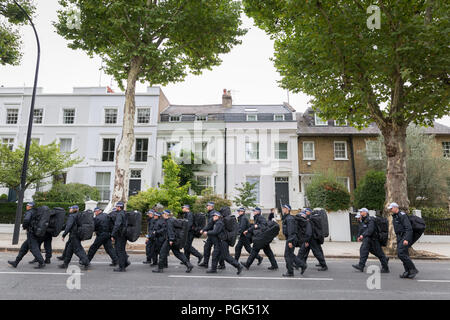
top-left (1, 0), bottom-right (449, 127)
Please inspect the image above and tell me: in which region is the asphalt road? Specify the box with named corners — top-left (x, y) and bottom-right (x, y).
top-left (0, 252), bottom-right (449, 300)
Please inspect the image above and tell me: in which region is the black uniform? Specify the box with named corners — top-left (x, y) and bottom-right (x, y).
top-left (244, 213), bottom-right (278, 269)
top-left (182, 210), bottom-right (203, 263)
top-left (145, 217), bottom-right (155, 263)
top-left (87, 212), bottom-right (118, 264)
top-left (357, 216), bottom-right (389, 270)
top-left (283, 214), bottom-right (306, 275)
top-left (234, 214), bottom-right (262, 262)
top-left (200, 209), bottom-right (224, 267)
top-left (297, 214), bottom-right (327, 269)
top-left (153, 217), bottom-right (167, 267)
top-left (111, 209), bottom-right (128, 271)
top-left (62, 211), bottom-right (90, 267)
top-left (393, 211), bottom-right (417, 274)
top-left (207, 218), bottom-right (241, 272)
top-left (157, 217), bottom-right (193, 271)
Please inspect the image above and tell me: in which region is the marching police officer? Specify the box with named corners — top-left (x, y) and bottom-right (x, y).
top-left (153, 210), bottom-right (194, 273)
top-left (143, 209), bottom-right (156, 264)
top-left (8, 202), bottom-right (46, 269)
top-left (203, 211), bottom-right (243, 275)
top-left (111, 202), bottom-right (130, 272)
top-left (352, 208), bottom-right (389, 273)
top-left (297, 208), bottom-right (328, 271)
top-left (242, 208), bottom-right (279, 271)
top-left (87, 207), bottom-right (118, 266)
top-left (234, 208), bottom-right (263, 265)
top-left (198, 202), bottom-right (220, 269)
top-left (388, 202), bottom-right (419, 279)
top-left (282, 205), bottom-right (307, 277)
top-left (181, 205), bottom-right (203, 264)
top-left (58, 205), bottom-right (90, 270)
top-left (152, 210), bottom-right (167, 268)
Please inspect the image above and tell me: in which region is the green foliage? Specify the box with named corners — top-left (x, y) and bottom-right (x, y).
top-left (0, 141), bottom-right (83, 192)
top-left (353, 171), bottom-right (386, 211)
top-left (192, 188), bottom-right (232, 214)
top-left (128, 157), bottom-right (196, 216)
top-left (412, 207), bottom-right (450, 219)
top-left (33, 183), bottom-right (100, 203)
top-left (234, 182), bottom-right (257, 208)
top-left (0, 194), bottom-right (7, 201)
top-left (306, 173), bottom-right (351, 212)
top-left (0, 0), bottom-right (35, 65)
top-left (55, 0), bottom-right (246, 88)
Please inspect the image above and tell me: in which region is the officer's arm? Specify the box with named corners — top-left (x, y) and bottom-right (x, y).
top-left (111, 213), bottom-right (123, 238)
top-left (186, 212), bottom-right (194, 230)
top-left (22, 211), bottom-right (32, 230)
top-left (207, 222), bottom-right (222, 236)
top-left (167, 220), bottom-right (176, 241)
top-left (287, 219), bottom-right (297, 244)
top-left (401, 214), bottom-right (413, 241)
top-left (305, 221), bottom-right (313, 242)
top-left (365, 219), bottom-right (376, 238)
top-left (62, 215), bottom-right (75, 238)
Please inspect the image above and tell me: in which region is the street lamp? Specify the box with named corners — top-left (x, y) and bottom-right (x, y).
top-left (12, 0), bottom-right (41, 245)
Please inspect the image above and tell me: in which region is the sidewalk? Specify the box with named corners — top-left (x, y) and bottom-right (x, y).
top-left (1, 232), bottom-right (450, 260)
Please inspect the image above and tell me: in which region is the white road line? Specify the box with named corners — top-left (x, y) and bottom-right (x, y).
top-left (0, 272), bottom-right (84, 276)
top-left (417, 280), bottom-right (450, 283)
top-left (169, 275), bottom-right (333, 281)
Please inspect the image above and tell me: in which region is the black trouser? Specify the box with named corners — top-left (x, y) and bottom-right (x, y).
top-left (397, 238), bottom-right (416, 272)
top-left (184, 232), bottom-right (202, 261)
top-left (15, 232), bottom-right (44, 264)
top-left (246, 243), bottom-right (278, 268)
top-left (114, 235), bottom-right (128, 269)
top-left (202, 237), bottom-right (213, 265)
top-left (59, 240), bottom-right (70, 260)
top-left (145, 238), bottom-right (154, 262)
top-left (153, 237), bottom-right (165, 265)
top-left (209, 237), bottom-right (222, 271)
top-left (64, 235), bottom-right (89, 266)
top-left (215, 240), bottom-right (240, 270)
top-left (358, 237), bottom-right (389, 269)
top-left (38, 233), bottom-right (52, 260)
top-left (87, 232), bottom-right (118, 264)
top-left (234, 235), bottom-right (262, 261)
top-left (158, 240), bottom-right (191, 269)
top-left (297, 239), bottom-right (327, 267)
top-left (285, 242), bottom-right (306, 274)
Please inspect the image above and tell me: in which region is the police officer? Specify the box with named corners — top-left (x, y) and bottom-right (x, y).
top-left (181, 205), bottom-right (204, 265)
top-left (242, 208), bottom-right (279, 271)
top-left (282, 205), bottom-right (307, 277)
top-left (198, 202), bottom-right (220, 269)
top-left (203, 211), bottom-right (243, 275)
top-left (58, 205), bottom-right (90, 270)
top-left (234, 208), bottom-right (263, 265)
top-left (153, 210), bottom-right (194, 273)
top-left (29, 229), bottom-right (53, 265)
top-left (87, 207), bottom-right (118, 265)
top-left (143, 209), bottom-right (156, 264)
top-left (297, 208), bottom-right (328, 271)
top-left (8, 202), bottom-right (46, 269)
top-left (388, 202), bottom-right (419, 279)
top-left (352, 208), bottom-right (389, 273)
top-left (111, 202), bottom-right (130, 272)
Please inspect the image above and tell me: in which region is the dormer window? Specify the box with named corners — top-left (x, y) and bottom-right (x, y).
top-left (169, 115), bottom-right (181, 122)
top-left (246, 114), bottom-right (258, 122)
top-left (314, 114), bottom-right (328, 126)
top-left (334, 120), bottom-right (348, 126)
top-left (195, 115), bottom-right (207, 121)
top-left (274, 114), bottom-right (285, 121)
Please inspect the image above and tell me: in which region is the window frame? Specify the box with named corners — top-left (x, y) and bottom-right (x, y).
top-left (246, 114), bottom-right (258, 122)
top-left (134, 138), bottom-right (149, 162)
top-left (1, 138), bottom-right (15, 150)
top-left (274, 142), bottom-right (289, 160)
top-left (443, 142), bottom-right (450, 158)
top-left (337, 176), bottom-right (351, 192)
top-left (314, 113), bottom-right (328, 126)
top-left (273, 114), bottom-right (285, 121)
top-left (136, 107), bottom-right (151, 124)
top-left (104, 107), bottom-right (118, 125)
top-left (366, 140), bottom-right (382, 160)
top-left (33, 108), bottom-right (44, 124)
top-left (302, 141), bottom-right (315, 160)
top-left (6, 108), bottom-right (19, 125)
top-left (62, 108), bottom-right (76, 124)
top-left (101, 138), bottom-right (116, 162)
top-left (96, 172), bottom-right (111, 201)
top-left (169, 115), bottom-right (181, 122)
top-left (245, 141), bottom-right (260, 161)
top-left (334, 141), bottom-right (348, 160)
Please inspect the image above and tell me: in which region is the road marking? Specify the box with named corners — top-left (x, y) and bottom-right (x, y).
top-left (0, 272), bottom-right (84, 276)
top-left (417, 280), bottom-right (450, 283)
top-left (169, 275), bottom-right (333, 281)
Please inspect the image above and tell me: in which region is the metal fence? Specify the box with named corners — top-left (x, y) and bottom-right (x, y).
top-left (423, 217), bottom-right (450, 236)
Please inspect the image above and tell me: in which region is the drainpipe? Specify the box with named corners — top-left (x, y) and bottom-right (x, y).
top-left (349, 135), bottom-right (357, 191)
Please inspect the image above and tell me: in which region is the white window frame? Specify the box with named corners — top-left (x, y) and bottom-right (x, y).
top-left (134, 138), bottom-right (149, 162)
top-left (195, 174), bottom-right (212, 193)
top-left (33, 108), bottom-right (44, 124)
top-left (167, 141), bottom-right (181, 157)
top-left (246, 176), bottom-right (261, 205)
top-left (6, 108), bottom-right (19, 125)
top-left (274, 114), bottom-right (285, 121)
top-left (59, 138), bottom-right (73, 153)
top-left (246, 114), bottom-right (258, 122)
top-left (366, 140), bottom-right (382, 160)
top-left (274, 142), bottom-right (289, 160)
top-left (303, 141), bottom-right (315, 160)
top-left (1, 138), bottom-right (15, 150)
top-left (101, 138), bottom-right (116, 162)
top-left (334, 119), bottom-right (348, 126)
top-left (337, 177), bottom-right (351, 192)
top-left (169, 115), bottom-right (181, 122)
top-left (245, 141), bottom-right (260, 161)
top-left (443, 142), bottom-right (450, 158)
top-left (136, 107), bottom-right (151, 124)
top-left (104, 107), bottom-right (118, 125)
top-left (62, 108), bottom-right (76, 124)
top-left (96, 172), bottom-right (111, 201)
top-left (195, 115), bottom-right (208, 122)
top-left (194, 141), bottom-right (208, 161)
top-left (314, 113), bottom-right (328, 126)
top-left (334, 141), bottom-right (348, 160)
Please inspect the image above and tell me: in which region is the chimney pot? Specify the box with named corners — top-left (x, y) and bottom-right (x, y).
top-left (222, 89), bottom-right (232, 108)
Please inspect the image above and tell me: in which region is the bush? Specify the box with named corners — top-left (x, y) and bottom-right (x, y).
top-left (306, 174), bottom-right (351, 212)
top-left (0, 194), bottom-right (7, 200)
top-left (353, 171), bottom-right (386, 211)
top-left (413, 207), bottom-right (450, 219)
top-left (33, 183), bottom-right (100, 203)
top-left (192, 188), bottom-right (232, 214)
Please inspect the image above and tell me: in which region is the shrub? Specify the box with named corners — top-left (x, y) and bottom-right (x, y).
top-left (353, 171), bottom-right (386, 211)
top-left (33, 183), bottom-right (100, 203)
top-left (306, 174), bottom-right (351, 212)
top-left (0, 194), bottom-right (7, 200)
top-left (413, 207), bottom-right (450, 219)
top-left (192, 188), bottom-right (232, 214)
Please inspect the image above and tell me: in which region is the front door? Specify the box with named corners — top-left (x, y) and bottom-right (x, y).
top-left (275, 177), bottom-right (289, 213)
top-left (129, 170), bottom-right (142, 197)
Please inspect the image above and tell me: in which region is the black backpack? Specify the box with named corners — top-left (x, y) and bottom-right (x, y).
top-left (193, 213), bottom-right (206, 237)
top-left (125, 211), bottom-right (142, 242)
top-left (77, 210), bottom-right (95, 241)
top-left (310, 214), bottom-right (325, 244)
top-left (374, 216), bottom-right (389, 246)
top-left (33, 206), bottom-right (52, 238)
top-left (252, 220), bottom-right (280, 250)
top-left (313, 209), bottom-right (329, 238)
top-left (47, 207), bottom-right (66, 237)
top-left (295, 215), bottom-right (309, 247)
top-left (173, 219), bottom-right (189, 248)
top-left (219, 206), bottom-right (232, 218)
top-left (223, 215), bottom-right (239, 247)
top-left (408, 215), bottom-right (426, 245)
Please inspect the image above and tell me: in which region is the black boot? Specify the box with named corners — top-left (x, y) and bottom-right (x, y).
top-left (58, 263), bottom-right (68, 269)
top-left (197, 255), bottom-right (204, 265)
top-left (109, 262), bottom-right (117, 267)
top-left (300, 264), bottom-right (307, 275)
top-left (45, 258), bottom-right (51, 264)
top-left (186, 263), bottom-right (194, 273)
top-left (29, 259), bottom-right (38, 264)
top-left (268, 266), bottom-right (278, 270)
top-left (198, 262), bottom-right (208, 268)
top-left (34, 263), bottom-right (45, 269)
top-left (400, 271), bottom-right (410, 278)
top-left (143, 260), bottom-right (152, 264)
top-left (113, 268), bottom-right (126, 272)
top-left (217, 265), bottom-right (226, 270)
top-left (318, 265), bottom-right (328, 271)
top-left (407, 269), bottom-right (419, 279)
top-left (8, 260), bottom-right (18, 268)
top-left (381, 267), bottom-right (390, 274)
top-left (282, 272), bottom-right (294, 277)
top-left (237, 263), bottom-right (243, 275)
top-left (206, 269), bottom-right (217, 274)
top-left (56, 256), bottom-right (64, 261)
top-left (152, 268), bottom-right (163, 273)
top-left (352, 264), bottom-right (364, 272)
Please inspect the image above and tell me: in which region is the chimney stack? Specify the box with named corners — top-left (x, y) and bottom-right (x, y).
top-left (222, 89), bottom-right (232, 108)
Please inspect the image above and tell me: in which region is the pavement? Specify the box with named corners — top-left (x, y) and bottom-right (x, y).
top-left (1, 232), bottom-right (450, 260)
top-left (0, 252), bottom-right (449, 300)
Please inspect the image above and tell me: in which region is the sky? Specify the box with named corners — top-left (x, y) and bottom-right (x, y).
top-left (1, 0), bottom-right (449, 127)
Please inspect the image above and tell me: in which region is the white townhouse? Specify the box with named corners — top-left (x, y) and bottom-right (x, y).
top-left (0, 86), bottom-right (168, 203)
top-left (155, 90), bottom-right (303, 213)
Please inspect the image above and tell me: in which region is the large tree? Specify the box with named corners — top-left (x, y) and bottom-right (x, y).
top-left (244, 0), bottom-right (450, 250)
top-left (0, 0), bottom-right (34, 65)
top-left (55, 0), bottom-right (246, 205)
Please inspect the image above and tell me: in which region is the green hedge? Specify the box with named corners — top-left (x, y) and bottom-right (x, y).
top-left (306, 176), bottom-right (351, 212)
top-left (0, 202), bottom-right (85, 224)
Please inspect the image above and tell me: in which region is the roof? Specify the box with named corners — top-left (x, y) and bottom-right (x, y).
top-left (161, 103), bottom-right (295, 115)
top-left (298, 108), bottom-right (450, 136)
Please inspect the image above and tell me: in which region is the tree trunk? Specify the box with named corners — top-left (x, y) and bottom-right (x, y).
top-left (111, 57), bottom-right (143, 206)
top-left (382, 123), bottom-right (409, 255)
